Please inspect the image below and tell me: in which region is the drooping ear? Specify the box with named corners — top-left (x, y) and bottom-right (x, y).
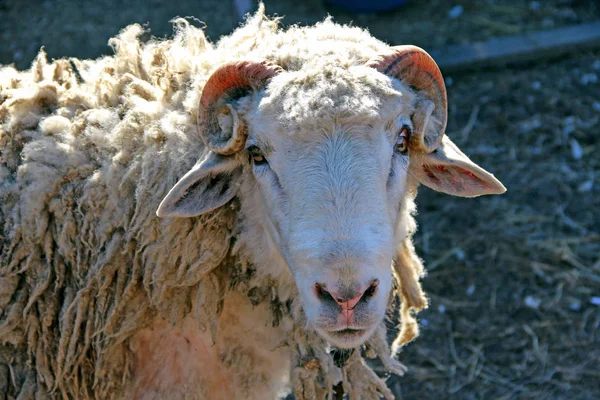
top-left (156, 152), bottom-right (243, 218)
top-left (409, 136), bottom-right (506, 197)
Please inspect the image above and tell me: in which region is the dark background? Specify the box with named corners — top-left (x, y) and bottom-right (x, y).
top-left (2, 1), bottom-right (599, 399)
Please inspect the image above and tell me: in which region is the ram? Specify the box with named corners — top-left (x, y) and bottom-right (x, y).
top-left (0, 7), bottom-right (505, 400)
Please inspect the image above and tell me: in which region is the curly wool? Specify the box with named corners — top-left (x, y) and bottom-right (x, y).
top-left (0, 7), bottom-right (427, 399)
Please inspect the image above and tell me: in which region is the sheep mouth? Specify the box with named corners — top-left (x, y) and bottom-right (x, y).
top-left (332, 328), bottom-right (364, 336)
top-left (322, 328), bottom-right (368, 347)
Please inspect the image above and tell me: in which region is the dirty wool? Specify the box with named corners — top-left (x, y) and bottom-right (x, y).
top-left (0, 7), bottom-right (427, 399)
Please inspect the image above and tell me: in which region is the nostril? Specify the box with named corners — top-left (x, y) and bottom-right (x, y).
top-left (314, 283), bottom-right (334, 303)
top-left (363, 279), bottom-right (379, 299)
top-left (315, 279), bottom-right (379, 310)
top-left (314, 283), bottom-right (323, 294)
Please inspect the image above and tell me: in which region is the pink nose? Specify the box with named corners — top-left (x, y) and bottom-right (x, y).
top-left (332, 291), bottom-right (364, 310)
top-left (314, 280), bottom-right (379, 311)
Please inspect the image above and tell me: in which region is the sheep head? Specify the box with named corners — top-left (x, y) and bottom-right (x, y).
top-left (157, 49), bottom-right (505, 349)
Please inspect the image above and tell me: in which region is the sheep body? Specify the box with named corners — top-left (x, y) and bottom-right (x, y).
top-left (0, 8), bottom-right (424, 399)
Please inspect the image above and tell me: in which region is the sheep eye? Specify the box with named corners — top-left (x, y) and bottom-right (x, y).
top-left (394, 126), bottom-right (410, 154)
top-left (248, 145), bottom-right (267, 165)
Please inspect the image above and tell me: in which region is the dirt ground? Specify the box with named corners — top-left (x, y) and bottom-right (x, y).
top-left (1, 0), bottom-right (599, 399)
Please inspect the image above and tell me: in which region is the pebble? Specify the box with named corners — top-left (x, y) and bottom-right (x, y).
top-left (520, 117), bottom-right (542, 133)
top-left (531, 81), bottom-right (541, 90)
top-left (438, 304), bottom-right (446, 314)
top-left (591, 297), bottom-right (600, 306)
top-left (448, 5), bottom-right (464, 19)
top-left (578, 180), bottom-right (594, 193)
top-left (568, 298), bottom-right (581, 311)
top-left (593, 60), bottom-right (600, 71)
top-left (562, 116), bottom-right (576, 136)
top-left (454, 248), bottom-right (465, 260)
top-left (593, 101), bottom-right (600, 112)
top-left (529, 1), bottom-right (541, 10)
top-left (580, 73), bottom-right (598, 85)
top-left (445, 76), bottom-right (454, 87)
top-left (525, 295), bottom-right (541, 309)
top-left (570, 139), bottom-right (583, 160)
top-left (14, 50), bottom-right (23, 61)
top-left (466, 283), bottom-right (475, 296)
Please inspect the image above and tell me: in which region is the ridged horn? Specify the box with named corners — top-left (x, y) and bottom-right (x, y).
top-left (366, 45), bottom-right (447, 153)
top-left (198, 60), bottom-right (283, 155)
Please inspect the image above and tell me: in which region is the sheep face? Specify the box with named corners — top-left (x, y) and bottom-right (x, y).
top-left (157, 61), bottom-right (505, 349)
top-left (234, 66), bottom-right (413, 347)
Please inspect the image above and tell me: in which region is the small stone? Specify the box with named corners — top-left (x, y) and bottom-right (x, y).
top-left (14, 50), bottom-right (23, 61)
top-left (445, 76), bottom-right (454, 87)
top-left (454, 248), bottom-right (465, 260)
top-left (578, 180), bottom-right (593, 193)
top-left (448, 5), bottom-right (464, 19)
top-left (421, 319), bottom-right (429, 326)
top-left (593, 60), bottom-right (600, 71)
top-left (527, 146), bottom-right (543, 155)
top-left (466, 283), bottom-right (475, 296)
top-left (570, 139), bottom-right (583, 160)
top-left (593, 102), bottom-right (600, 112)
top-left (531, 81), bottom-right (541, 90)
top-left (568, 298), bottom-right (581, 311)
top-left (590, 297), bottom-right (600, 306)
top-left (525, 295), bottom-right (541, 309)
top-left (529, 1), bottom-right (541, 10)
top-left (569, 299), bottom-right (581, 311)
top-left (581, 73), bottom-right (598, 85)
top-left (520, 117), bottom-right (542, 133)
top-left (562, 116), bottom-right (576, 136)
top-left (438, 304), bottom-right (446, 314)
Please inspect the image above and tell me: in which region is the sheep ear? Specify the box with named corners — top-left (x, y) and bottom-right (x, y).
top-left (409, 136), bottom-right (506, 197)
top-left (156, 152), bottom-right (242, 218)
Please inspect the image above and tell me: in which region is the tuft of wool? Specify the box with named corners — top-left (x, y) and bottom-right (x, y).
top-left (0, 5), bottom-right (428, 399)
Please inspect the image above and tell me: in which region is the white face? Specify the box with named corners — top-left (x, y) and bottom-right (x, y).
top-left (157, 63), bottom-right (504, 349)
top-left (239, 67), bottom-right (415, 347)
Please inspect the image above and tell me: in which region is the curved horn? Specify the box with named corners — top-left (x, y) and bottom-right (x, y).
top-left (199, 60), bottom-right (283, 155)
top-left (366, 46), bottom-right (447, 153)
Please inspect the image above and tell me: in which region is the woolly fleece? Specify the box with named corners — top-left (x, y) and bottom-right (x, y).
top-left (0, 7), bottom-right (427, 399)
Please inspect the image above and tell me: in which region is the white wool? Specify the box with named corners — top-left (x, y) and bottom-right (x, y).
top-left (0, 5), bottom-right (428, 399)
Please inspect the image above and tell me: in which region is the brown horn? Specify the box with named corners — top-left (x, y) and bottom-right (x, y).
top-left (199, 60), bottom-right (283, 155)
top-left (366, 45), bottom-right (447, 153)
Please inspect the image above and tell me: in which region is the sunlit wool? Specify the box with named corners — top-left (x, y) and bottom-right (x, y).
top-left (0, 7), bottom-right (453, 400)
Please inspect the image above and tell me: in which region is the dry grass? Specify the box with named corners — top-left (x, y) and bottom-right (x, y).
top-left (392, 50), bottom-right (600, 399)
